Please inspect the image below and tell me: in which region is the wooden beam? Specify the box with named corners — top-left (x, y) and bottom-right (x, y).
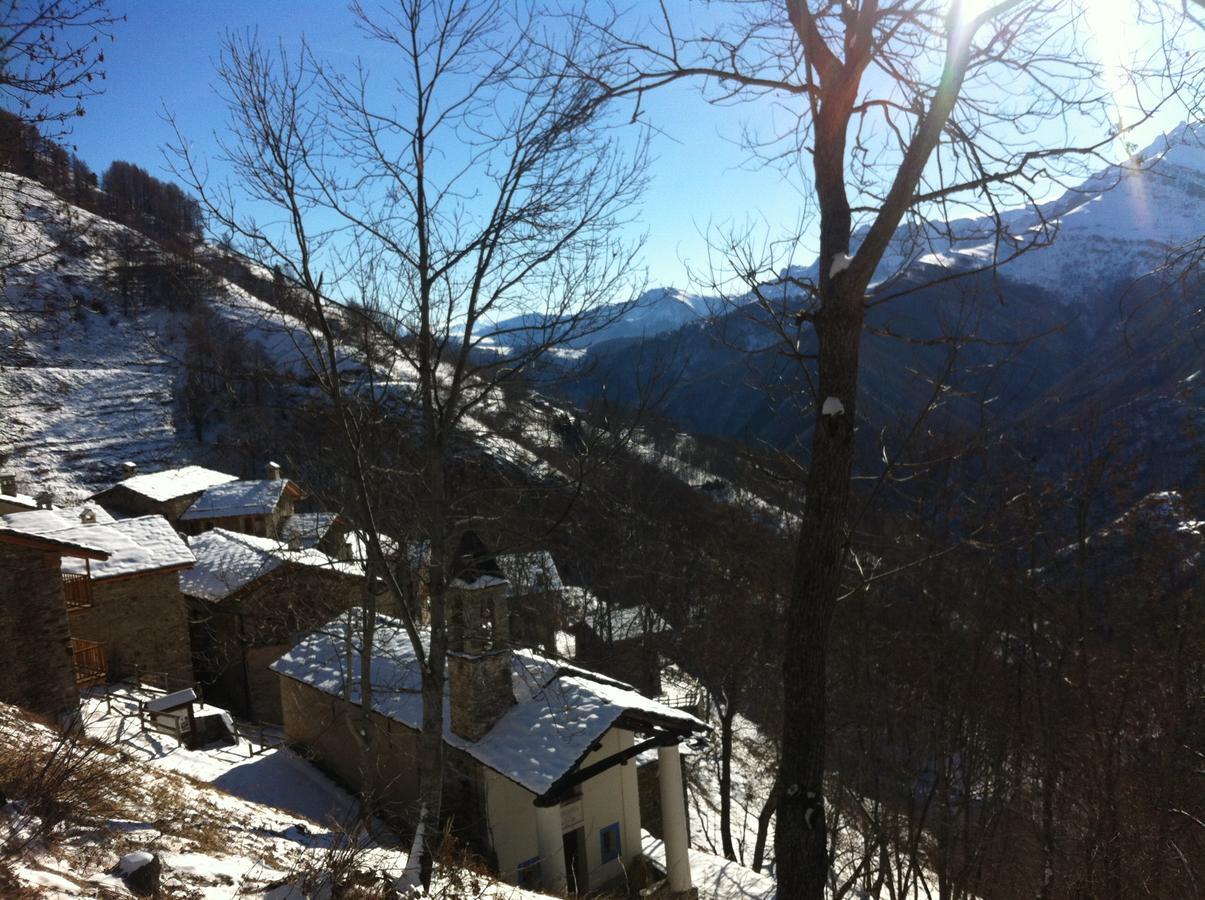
top-left (534, 731), bottom-right (685, 807)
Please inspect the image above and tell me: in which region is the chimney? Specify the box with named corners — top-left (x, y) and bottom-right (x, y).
top-left (121, 461), bottom-right (137, 479)
top-left (79, 507), bottom-right (97, 524)
top-left (0, 473), bottom-right (15, 496)
top-left (265, 461), bottom-right (282, 481)
top-left (35, 491), bottom-right (54, 510)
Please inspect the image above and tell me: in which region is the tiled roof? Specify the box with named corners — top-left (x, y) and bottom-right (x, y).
top-left (0, 507), bottom-right (192, 578)
top-left (278, 512), bottom-right (341, 549)
top-left (0, 509), bottom-right (110, 560)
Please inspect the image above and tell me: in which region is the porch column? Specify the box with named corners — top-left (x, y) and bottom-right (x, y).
top-left (535, 802), bottom-right (566, 892)
top-left (658, 743), bottom-right (693, 893)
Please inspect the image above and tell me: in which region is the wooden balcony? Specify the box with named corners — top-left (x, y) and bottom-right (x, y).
top-left (71, 638), bottom-right (106, 687)
top-left (62, 573), bottom-right (94, 610)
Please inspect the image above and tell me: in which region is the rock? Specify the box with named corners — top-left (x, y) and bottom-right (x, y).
top-left (117, 850), bottom-right (161, 897)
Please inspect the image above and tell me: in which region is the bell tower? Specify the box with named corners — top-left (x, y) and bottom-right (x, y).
top-left (445, 532), bottom-right (514, 741)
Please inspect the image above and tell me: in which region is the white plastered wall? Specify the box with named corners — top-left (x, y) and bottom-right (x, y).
top-left (484, 726), bottom-right (644, 891)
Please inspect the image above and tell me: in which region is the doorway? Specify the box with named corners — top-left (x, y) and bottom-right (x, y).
top-left (562, 826), bottom-right (587, 893)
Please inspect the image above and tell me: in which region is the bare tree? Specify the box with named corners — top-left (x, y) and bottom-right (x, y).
top-left (0, 0), bottom-right (119, 133)
top-left (574, 1), bottom-right (1202, 895)
top-left (171, 1), bottom-right (645, 888)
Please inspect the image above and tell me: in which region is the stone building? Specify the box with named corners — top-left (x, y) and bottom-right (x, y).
top-left (570, 601), bottom-right (670, 697)
top-left (2, 506), bottom-right (198, 687)
top-left (58, 512), bottom-right (197, 685)
top-left (0, 511), bottom-right (109, 724)
top-left (273, 588), bottom-right (703, 896)
top-left (180, 527), bottom-right (364, 723)
top-left (278, 511), bottom-right (353, 558)
top-left (91, 464), bottom-right (239, 522)
top-left (177, 462), bottom-right (304, 539)
top-left (497, 550), bottom-right (564, 656)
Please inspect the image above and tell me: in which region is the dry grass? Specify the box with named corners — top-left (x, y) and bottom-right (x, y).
top-left (0, 707), bottom-right (138, 856)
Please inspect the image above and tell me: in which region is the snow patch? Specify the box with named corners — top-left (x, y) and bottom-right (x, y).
top-left (829, 252), bottom-right (854, 277)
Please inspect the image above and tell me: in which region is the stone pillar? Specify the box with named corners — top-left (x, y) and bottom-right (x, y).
top-left (658, 743), bottom-right (693, 894)
top-left (535, 802), bottom-right (566, 893)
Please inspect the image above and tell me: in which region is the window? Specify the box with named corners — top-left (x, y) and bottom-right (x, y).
top-left (600, 822), bottom-right (621, 863)
top-left (517, 857), bottom-right (542, 889)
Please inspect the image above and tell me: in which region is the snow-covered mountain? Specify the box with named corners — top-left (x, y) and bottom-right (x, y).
top-left (483, 285), bottom-right (718, 352)
top-left (858, 121), bottom-right (1205, 293)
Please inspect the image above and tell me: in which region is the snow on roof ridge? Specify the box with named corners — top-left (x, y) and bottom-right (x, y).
top-left (57, 514), bottom-right (195, 581)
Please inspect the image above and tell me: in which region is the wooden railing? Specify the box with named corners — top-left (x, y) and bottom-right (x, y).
top-left (62, 573), bottom-right (93, 610)
top-left (71, 638), bottom-right (106, 686)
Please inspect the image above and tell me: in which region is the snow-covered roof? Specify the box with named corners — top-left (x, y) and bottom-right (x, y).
top-left (279, 512), bottom-right (342, 549)
top-left (181, 528), bottom-right (362, 602)
top-left (179, 479), bottom-right (294, 521)
top-left (0, 509), bottom-right (111, 559)
top-left (0, 491), bottom-right (38, 511)
top-left (0, 506), bottom-right (192, 579)
top-left (110, 466), bottom-right (239, 503)
top-left (272, 611), bottom-right (704, 797)
top-left (497, 551), bottom-right (564, 596)
top-left (57, 516), bottom-right (195, 581)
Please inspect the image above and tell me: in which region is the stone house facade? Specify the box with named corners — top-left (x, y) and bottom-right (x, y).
top-left (181, 527), bottom-right (364, 723)
top-left (0, 518), bottom-right (110, 724)
top-left (67, 570), bottom-right (195, 685)
top-left (177, 467), bottom-right (304, 539)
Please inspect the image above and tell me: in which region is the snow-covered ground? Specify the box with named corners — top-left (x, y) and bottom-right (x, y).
top-left (81, 686), bottom-right (360, 828)
top-left (2, 692), bottom-right (557, 898)
top-left (643, 830), bottom-right (776, 900)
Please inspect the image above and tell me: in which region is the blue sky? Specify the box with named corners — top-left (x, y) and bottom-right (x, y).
top-left (62, 0), bottom-right (809, 291)
top-left (57, 1), bottom-right (1199, 294)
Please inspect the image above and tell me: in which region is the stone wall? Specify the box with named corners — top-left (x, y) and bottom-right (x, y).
top-left (0, 545), bottom-right (79, 723)
top-left (280, 676), bottom-right (421, 819)
top-left (279, 676), bottom-right (491, 851)
top-left (448, 650), bottom-right (514, 741)
top-left (68, 570), bottom-right (194, 685)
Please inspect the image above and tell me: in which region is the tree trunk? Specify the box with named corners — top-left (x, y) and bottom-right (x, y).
top-left (775, 275), bottom-right (863, 900)
top-left (719, 699), bottom-right (738, 861)
top-left (752, 773), bottom-right (779, 874)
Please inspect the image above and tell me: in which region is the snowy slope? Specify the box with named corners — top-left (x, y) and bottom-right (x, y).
top-left (1, 695), bottom-right (553, 899)
top-left (0, 173), bottom-right (569, 501)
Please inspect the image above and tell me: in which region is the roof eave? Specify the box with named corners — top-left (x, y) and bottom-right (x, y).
top-left (0, 530), bottom-right (111, 560)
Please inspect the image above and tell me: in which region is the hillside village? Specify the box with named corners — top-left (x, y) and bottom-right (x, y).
top-left (1, 455), bottom-right (778, 898)
top-left (3, 3), bottom-right (1204, 900)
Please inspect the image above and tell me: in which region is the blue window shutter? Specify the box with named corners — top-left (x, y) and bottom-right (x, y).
top-left (600, 822), bottom-right (621, 862)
